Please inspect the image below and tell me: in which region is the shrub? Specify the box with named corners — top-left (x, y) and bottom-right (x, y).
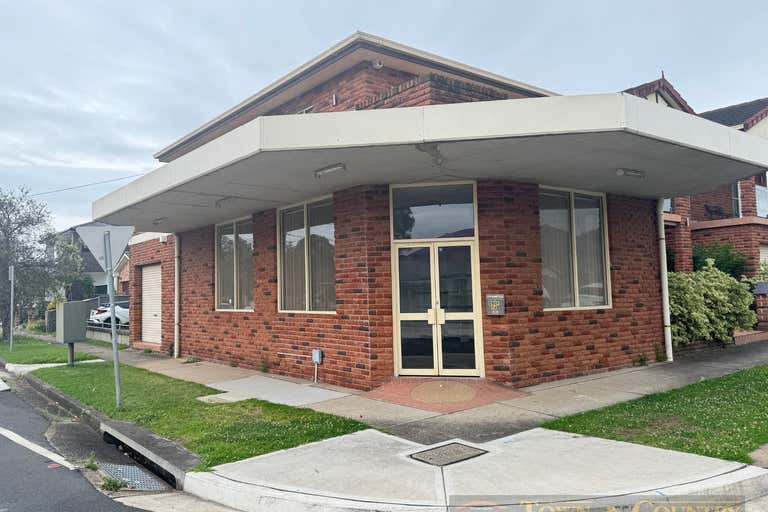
top-left (692, 243), bottom-right (748, 278)
top-left (668, 261), bottom-right (756, 345)
top-left (25, 319), bottom-right (46, 333)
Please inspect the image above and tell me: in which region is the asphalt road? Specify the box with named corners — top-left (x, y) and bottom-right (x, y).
top-left (0, 388), bottom-right (135, 512)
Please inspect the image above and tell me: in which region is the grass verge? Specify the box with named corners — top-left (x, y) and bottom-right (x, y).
top-left (0, 336), bottom-right (99, 364)
top-left (83, 338), bottom-right (129, 351)
top-left (33, 362), bottom-right (368, 469)
top-left (544, 364), bottom-right (768, 463)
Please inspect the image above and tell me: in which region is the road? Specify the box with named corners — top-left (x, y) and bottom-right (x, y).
top-left (0, 386), bottom-right (136, 512)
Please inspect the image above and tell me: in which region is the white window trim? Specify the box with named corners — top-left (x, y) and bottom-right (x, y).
top-left (733, 181), bottom-right (742, 218)
top-left (214, 216), bottom-right (255, 312)
top-left (539, 185), bottom-right (613, 311)
top-left (276, 195), bottom-right (337, 314)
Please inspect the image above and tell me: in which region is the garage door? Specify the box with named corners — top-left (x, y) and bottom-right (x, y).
top-left (141, 264), bottom-right (162, 344)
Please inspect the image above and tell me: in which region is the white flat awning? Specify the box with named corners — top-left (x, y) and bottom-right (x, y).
top-left (94, 93), bottom-right (768, 233)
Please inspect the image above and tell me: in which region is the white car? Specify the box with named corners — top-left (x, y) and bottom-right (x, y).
top-left (89, 304), bottom-right (130, 325)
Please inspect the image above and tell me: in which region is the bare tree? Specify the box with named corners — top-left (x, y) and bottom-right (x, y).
top-left (0, 188), bottom-right (83, 339)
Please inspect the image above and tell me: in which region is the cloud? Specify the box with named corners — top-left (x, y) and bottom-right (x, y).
top-left (2, 0), bottom-right (767, 232)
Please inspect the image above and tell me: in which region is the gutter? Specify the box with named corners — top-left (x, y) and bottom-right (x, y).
top-left (173, 233), bottom-right (180, 359)
top-left (657, 200), bottom-right (674, 361)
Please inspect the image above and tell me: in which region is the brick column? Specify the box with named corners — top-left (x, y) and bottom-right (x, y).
top-left (667, 197), bottom-right (693, 272)
top-left (740, 178), bottom-right (757, 217)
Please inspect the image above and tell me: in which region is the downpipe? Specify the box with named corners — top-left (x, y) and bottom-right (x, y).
top-left (657, 200), bottom-right (674, 362)
top-left (173, 233), bottom-right (180, 359)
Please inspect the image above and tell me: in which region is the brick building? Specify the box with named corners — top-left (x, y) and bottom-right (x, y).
top-left (96, 33), bottom-right (768, 391)
top-left (622, 85), bottom-right (768, 275)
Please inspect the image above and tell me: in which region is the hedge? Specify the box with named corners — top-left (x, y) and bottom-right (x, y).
top-left (668, 260), bottom-right (756, 345)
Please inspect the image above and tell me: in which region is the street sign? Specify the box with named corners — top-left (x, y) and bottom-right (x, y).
top-left (74, 223), bottom-right (134, 408)
top-left (75, 223), bottom-right (134, 272)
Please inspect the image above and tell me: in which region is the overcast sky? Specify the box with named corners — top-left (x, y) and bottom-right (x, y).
top-left (2, 0), bottom-right (766, 230)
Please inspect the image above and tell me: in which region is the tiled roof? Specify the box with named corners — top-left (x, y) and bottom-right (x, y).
top-left (700, 97), bottom-right (768, 128)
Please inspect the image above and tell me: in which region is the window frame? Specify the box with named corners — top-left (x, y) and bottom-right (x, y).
top-left (539, 186), bottom-right (612, 311)
top-left (389, 181), bottom-right (478, 243)
top-left (276, 195), bottom-right (337, 315)
top-left (214, 216), bottom-right (255, 312)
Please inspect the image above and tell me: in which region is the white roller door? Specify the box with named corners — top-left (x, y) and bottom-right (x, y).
top-left (141, 264), bottom-right (162, 344)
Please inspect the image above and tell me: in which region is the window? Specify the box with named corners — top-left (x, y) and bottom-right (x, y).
top-left (732, 182), bottom-right (742, 218)
top-left (539, 189), bottom-right (609, 309)
top-left (662, 198), bottom-right (672, 213)
top-left (216, 219), bottom-right (254, 310)
top-left (279, 199), bottom-right (335, 312)
top-left (392, 184), bottom-right (474, 240)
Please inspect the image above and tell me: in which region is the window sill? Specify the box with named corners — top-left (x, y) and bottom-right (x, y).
top-left (543, 305), bottom-right (612, 312)
top-left (215, 308), bottom-right (255, 313)
top-left (278, 310), bottom-right (337, 315)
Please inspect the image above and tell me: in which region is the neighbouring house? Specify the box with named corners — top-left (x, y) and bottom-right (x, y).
top-left (92, 33), bottom-right (768, 390)
top-left (57, 221), bottom-right (125, 296)
top-left (114, 252), bottom-right (131, 295)
top-left (623, 87), bottom-right (768, 275)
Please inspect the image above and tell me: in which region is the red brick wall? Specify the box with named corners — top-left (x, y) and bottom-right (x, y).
top-left (691, 222), bottom-right (768, 275)
top-left (477, 181), bottom-right (663, 386)
top-left (690, 183), bottom-right (737, 221)
top-left (739, 178), bottom-right (757, 217)
top-left (268, 62), bottom-right (416, 115)
top-left (129, 236), bottom-right (176, 354)
top-left (667, 197), bottom-right (693, 272)
top-left (178, 186), bottom-right (391, 390)
top-left (161, 65), bottom-right (540, 162)
top-left (174, 181), bottom-right (665, 390)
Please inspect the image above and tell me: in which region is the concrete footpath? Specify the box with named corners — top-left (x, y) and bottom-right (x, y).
top-left (184, 429), bottom-right (768, 511)
top-left (11, 333), bottom-right (768, 510)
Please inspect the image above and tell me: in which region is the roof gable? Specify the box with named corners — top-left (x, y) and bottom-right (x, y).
top-left (154, 32), bottom-right (556, 163)
top-left (623, 77), bottom-right (695, 114)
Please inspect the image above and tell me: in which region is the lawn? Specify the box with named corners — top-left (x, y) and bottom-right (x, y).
top-left (33, 363), bottom-right (368, 469)
top-left (0, 336), bottom-right (99, 364)
top-left (544, 364), bottom-right (768, 463)
top-left (83, 338), bottom-right (129, 351)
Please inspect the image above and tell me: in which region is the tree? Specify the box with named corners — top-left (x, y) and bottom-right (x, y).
top-left (0, 188), bottom-right (83, 339)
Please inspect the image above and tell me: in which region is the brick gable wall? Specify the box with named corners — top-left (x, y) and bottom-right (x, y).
top-left (160, 63), bottom-right (539, 161)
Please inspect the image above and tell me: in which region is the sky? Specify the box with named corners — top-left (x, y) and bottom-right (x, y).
top-left (2, 0), bottom-right (767, 231)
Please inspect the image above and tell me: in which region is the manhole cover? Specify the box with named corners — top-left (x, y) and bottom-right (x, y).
top-left (100, 462), bottom-right (167, 491)
top-left (410, 442), bottom-right (487, 466)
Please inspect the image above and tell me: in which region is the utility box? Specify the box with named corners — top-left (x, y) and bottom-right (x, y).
top-left (55, 299), bottom-right (91, 344)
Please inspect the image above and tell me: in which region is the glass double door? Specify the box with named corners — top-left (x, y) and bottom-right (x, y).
top-left (396, 241), bottom-right (480, 376)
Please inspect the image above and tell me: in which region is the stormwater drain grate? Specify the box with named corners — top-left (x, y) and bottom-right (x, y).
top-left (410, 442), bottom-right (487, 467)
top-left (99, 463), bottom-right (167, 491)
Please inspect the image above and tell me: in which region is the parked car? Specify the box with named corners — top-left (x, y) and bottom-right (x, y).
top-left (89, 304), bottom-right (129, 325)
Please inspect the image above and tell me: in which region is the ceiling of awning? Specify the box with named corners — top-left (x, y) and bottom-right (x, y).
top-left (94, 94), bottom-right (768, 233)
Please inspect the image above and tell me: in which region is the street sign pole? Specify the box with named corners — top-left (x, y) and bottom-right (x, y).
top-left (76, 223), bottom-right (132, 408)
top-left (8, 265), bottom-right (14, 352)
top-left (104, 231), bottom-right (122, 408)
